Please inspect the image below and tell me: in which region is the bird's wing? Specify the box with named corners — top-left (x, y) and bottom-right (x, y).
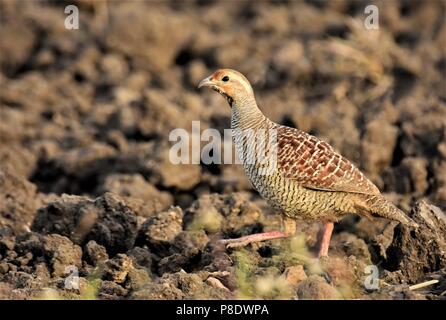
top-left (275, 126), bottom-right (380, 195)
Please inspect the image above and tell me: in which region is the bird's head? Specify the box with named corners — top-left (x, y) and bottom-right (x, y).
top-left (198, 69), bottom-right (254, 107)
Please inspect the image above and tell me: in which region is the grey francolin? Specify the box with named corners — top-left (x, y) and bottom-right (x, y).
top-left (198, 69), bottom-right (417, 257)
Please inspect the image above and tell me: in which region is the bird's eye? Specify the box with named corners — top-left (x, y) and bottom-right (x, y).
top-left (222, 76), bottom-right (229, 82)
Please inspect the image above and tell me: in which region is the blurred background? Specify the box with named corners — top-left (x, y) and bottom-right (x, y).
top-left (0, 0), bottom-right (445, 300)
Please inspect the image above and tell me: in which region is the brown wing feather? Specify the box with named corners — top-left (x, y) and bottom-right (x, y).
top-left (276, 126), bottom-right (380, 195)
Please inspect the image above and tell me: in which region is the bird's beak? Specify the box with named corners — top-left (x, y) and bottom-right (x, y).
top-left (198, 76), bottom-right (214, 89)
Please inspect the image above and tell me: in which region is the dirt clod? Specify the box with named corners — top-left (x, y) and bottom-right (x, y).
top-left (384, 201), bottom-right (446, 283)
top-left (103, 254), bottom-right (134, 284)
top-left (84, 241), bottom-right (109, 267)
top-left (42, 234), bottom-right (82, 278)
top-left (136, 206), bottom-right (183, 254)
top-left (296, 275), bottom-right (341, 300)
top-left (282, 265), bottom-right (307, 288)
top-left (32, 193), bottom-right (138, 255)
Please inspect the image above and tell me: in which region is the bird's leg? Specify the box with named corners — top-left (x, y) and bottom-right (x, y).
top-left (318, 222), bottom-right (334, 258)
top-left (219, 231), bottom-right (288, 248)
top-left (220, 216), bottom-right (296, 249)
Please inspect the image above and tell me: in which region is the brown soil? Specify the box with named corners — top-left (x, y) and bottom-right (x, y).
top-left (0, 0), bottom-right (445, 300)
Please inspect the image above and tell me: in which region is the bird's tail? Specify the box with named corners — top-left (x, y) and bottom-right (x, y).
top-left (356, 194), bottom-right (418, 228)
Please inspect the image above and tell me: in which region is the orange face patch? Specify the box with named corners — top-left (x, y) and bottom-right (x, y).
top-left (212, 70), bottom-right (226, 81)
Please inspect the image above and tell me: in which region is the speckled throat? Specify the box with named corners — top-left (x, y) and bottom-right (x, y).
top-left (212, 86), bottom-right (234, 106)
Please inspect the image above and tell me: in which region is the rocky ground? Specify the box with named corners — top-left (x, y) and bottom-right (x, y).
top-left (0, 0), bottom-right (445, 300)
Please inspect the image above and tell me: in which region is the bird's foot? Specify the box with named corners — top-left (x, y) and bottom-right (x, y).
top-left (219, 231), bottom-right (288, 249)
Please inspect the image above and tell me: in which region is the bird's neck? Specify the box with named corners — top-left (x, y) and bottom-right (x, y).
top-left (231, 97), bottom-right (268, 130)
